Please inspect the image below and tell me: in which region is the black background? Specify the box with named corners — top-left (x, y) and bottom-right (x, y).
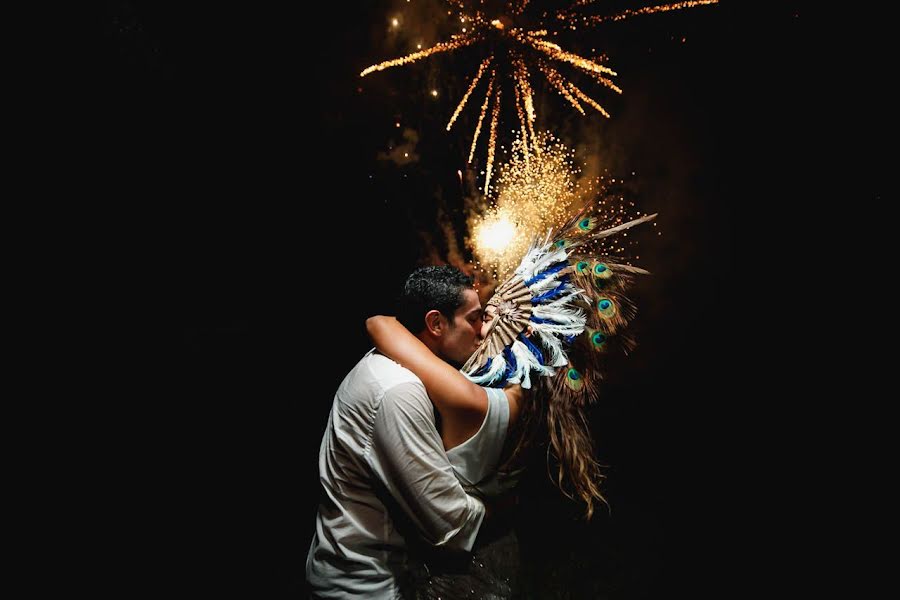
top-left (99, 1), bottom-right (819, 596)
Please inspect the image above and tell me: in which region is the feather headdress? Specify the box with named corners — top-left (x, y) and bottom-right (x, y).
top-left (462, 207), bottom-right (657, 405)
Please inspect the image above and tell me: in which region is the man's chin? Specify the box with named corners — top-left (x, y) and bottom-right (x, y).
top-left (449, 349), bottom-right (479, 371)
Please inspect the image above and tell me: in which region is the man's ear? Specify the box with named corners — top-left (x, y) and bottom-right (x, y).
top-left (424, 310), bottom-right (444, 337)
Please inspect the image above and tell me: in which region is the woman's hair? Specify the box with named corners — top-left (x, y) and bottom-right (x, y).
top-left (504, 378), bottom-right (607, 520)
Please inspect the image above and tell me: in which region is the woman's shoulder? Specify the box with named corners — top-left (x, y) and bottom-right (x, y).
top-left (446, 387), bottom-right (511, 485)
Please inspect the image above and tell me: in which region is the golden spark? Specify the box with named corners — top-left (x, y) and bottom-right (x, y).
top-left (469, 131), bottom-right (580, 277)
top-left (363, 1), bottom-right (718, 192)
top-left (559, 1), bottom-right (719, 26)
top-left (469, 130), bottom-right (650, 279)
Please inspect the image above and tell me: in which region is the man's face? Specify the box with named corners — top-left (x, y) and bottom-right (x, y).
top-left (438, 288), bottom-right (485, 366)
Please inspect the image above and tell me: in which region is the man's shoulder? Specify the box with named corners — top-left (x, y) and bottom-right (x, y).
top-left (360, 350), bottom-right (424, 390)
top-left (349, 352), bottom-right (431, 418)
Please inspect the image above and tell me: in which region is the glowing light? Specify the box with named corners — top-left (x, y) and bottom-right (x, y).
top-left (391, 18), bottom-right (399, 27)
top-left (469, 130), bottom-right (649, 278)
top-left (470, 131), bottom-right (579, 275)
top-left (475, 217), bottom-right (516, 252)
top-left (431, 89), bottom-right (439, 97)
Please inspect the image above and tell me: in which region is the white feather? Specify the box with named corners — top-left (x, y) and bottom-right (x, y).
top-left (533, 303), bottom-right (587, 327)
top-left (531, 247), bottom-right (570, 276)
top-left (516, 240), bottom-right (570, 281)
top-left (533, 307), bottom-right (585, 326)
top-left (535, 289), bottom-right (584, 312)
top-left (464, 354), bottom-right (507, 386)
top-left (515, 247), bottom-right (547, 280)
top-left (528, 275), bottom-right (557, 294)
top-left (511, 339), bottom-right (556, 389)
top-left (535, 329), bottom-right (569, 367)
top-left (533, 323), bottom-right (584, 339)
top-left (528, 270), bottom-right (567, 294)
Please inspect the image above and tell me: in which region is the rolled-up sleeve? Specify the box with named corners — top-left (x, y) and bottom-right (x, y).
top-left (367, 381), bottom-right (485, 552)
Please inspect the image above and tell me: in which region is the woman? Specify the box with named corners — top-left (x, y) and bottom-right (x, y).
top-left (371, 210), bottom-right (657, 598)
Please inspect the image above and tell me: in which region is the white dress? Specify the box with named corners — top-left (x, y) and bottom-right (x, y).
top-left (447, 386), bottom-right (511, 498)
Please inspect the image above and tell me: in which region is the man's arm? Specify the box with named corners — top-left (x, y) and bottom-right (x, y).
top-left (368, 381), bottom-right (485, 551)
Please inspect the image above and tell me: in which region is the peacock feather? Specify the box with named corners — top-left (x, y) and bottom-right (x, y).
top-left (576, 216), bottom-right (598, 233)
top-left (564, 367), bottom-right (585, 392)
top-left (588, 329), bottom-right (608, 352)
top-left (462, 203), bottom-right (657, 407)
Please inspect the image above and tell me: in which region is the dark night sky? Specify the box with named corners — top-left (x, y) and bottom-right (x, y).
top-left (100, 1), bottom-right (819, 597)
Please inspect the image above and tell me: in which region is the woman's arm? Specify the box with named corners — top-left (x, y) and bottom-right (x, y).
top-left (366, 316), bottom-right (520, 449)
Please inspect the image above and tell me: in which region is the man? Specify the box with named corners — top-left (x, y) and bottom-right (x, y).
top-left (306, 266), bottom-right (488, 599)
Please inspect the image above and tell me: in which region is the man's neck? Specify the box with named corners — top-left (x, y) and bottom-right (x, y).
top-left (417, 333), bottom-right (464, 369)
top-left (416, 332), bottom-right (441, 358)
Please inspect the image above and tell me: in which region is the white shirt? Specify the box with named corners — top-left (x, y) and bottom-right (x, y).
top-left (306, 350), bottom-right (486, 599)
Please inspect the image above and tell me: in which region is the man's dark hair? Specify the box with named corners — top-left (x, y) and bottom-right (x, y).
top-left (396, 266), bottom-right (475, 333)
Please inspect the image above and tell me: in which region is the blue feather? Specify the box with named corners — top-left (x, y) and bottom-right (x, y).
top-left (502, 346), bottom-right (518, 382)
top-left (519, 333), bottom-right (545, 364)
top-left (524, 262), bottom-right (567, 287)
top-left (530, 316), bottom-right (555, 324)
top-left (530, 276), bottom-right (571, 303)
top-left (471, 357), bottom-right (494, 378)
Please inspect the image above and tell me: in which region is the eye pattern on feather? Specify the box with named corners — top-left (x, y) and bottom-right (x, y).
top-left (576, 260), bottom-right (590, 275)
top-left (589, 330), bottom-right (608, 352)
top-left (596, 297), bottom-right (617, 319)
top-left (592, 262), bottom-right (613, 281)
top-left (565, 367), bottom-right (585, 392)
top-left (577, 216), bottom-right (597, 232)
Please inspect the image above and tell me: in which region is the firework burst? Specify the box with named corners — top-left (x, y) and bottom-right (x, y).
top-left (468, 131), bottom-right (650, 279)
top-left (362, 0), bottom-right (718, 192)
